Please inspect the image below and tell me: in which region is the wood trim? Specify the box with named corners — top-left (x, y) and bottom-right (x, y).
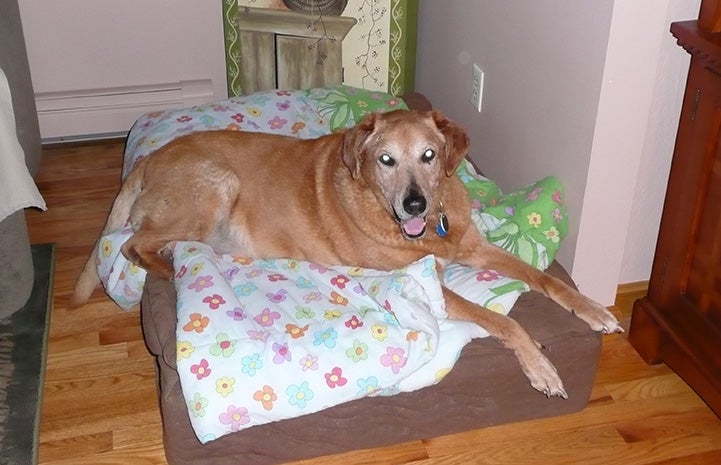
top-left (236, 7), bottom-right (356, 40)
top-left (614, 280), bottom-right (649, 319)
top-left (700, 0), bottom-right (721, 33)
top-left (672, 20), bottom-right (721, 74)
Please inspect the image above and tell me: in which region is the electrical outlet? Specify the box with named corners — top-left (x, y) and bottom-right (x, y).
top-left (470, 64), bottom-right (484, 112)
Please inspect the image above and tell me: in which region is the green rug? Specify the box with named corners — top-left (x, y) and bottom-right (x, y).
top-left (0, 243), bottom-right (54, 465)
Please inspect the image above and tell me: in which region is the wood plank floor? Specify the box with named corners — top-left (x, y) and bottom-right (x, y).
top-left (27, 141), bottom-right (721, 464)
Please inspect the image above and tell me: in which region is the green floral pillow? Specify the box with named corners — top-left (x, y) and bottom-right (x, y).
top-left (456, 160), bottom-right (568, 270)
top-left (303, 85), bottom-right (408, 131)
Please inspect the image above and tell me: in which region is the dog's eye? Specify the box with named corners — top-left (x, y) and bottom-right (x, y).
top-left (421, 149), bottom-right (436, 163)
top-left (379, 153), bottom-right (396, 166)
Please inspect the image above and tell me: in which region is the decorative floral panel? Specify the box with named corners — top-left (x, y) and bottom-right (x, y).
top-left (224, 0), bottom-right (417, 96)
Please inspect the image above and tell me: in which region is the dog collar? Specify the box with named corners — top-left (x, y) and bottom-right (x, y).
top-left (436, 202), bottom-right (449, 237)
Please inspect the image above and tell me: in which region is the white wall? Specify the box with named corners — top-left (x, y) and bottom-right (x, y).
top-left (572, 0), bottom-right (699, 303)
top-left (416, 0), bottom-right (699, 305)
top-left (18, 0), bottom-right (227, 139)
top-left (618, 0), bottom-right (700, 283)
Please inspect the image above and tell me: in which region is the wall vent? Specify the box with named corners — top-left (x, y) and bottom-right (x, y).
top-left (36, 79), bottom-right (215, 142)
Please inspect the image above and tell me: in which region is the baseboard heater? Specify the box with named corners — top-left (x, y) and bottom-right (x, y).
top-left (36, 79), bottom-right (215, 142)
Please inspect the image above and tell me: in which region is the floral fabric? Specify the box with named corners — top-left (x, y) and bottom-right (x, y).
top-left (173, 242), bottom-right (489, 443)
top-left (122, 85), bottom-right (406, 177)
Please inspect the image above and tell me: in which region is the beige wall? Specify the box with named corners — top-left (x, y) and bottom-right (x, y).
top-left (18, 0), bottom-right (227, 139)
top-left (416, 0), bottom-right (613, 298)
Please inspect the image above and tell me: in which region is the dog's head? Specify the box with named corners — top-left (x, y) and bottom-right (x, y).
top-left (342, 109), bottom-right (469, 239)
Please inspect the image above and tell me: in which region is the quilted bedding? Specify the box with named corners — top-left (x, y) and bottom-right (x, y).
top-left (95, 86), bottom-right (569, 443)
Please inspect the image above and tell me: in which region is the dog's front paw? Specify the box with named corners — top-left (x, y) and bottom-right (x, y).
top-left (573, 295), bottom-right (624, 334)
top-left (517, 348), bottom-right (568, 399)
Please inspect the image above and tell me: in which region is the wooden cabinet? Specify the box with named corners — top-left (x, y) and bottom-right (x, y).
top-left (629, 8), bottom-right (721, 418)
top-left (236, 7), bottom-right (356, 94)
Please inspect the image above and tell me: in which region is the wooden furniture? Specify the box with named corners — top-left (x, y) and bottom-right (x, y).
top-left (629, 1), bottom-right (721, 418)
top-left (236, 7), bottom-right (356, 93)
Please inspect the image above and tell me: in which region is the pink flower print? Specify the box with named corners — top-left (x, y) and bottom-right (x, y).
top-left (222, 267), bottom-right (240, 281)
top-left (381, 347), bottom-right (408, 375)
top-left (266, 289), bottom-right (288, 303)
top-left (245, 269), bottom-right (262, 279)
top-left (187, 275), bottom-right (213, 293)
top-left (268, 273), bottom-right (287, 282)
top-left (309, 263), bottom-right (327, 274)
top-left (190, 358), bottom-right (212, 380)
top-left (324, 367), bottom-right (348, 388)
top-left (227, 306), bottom-right (247, 321)
top-left (231, 113), bottom-right (245, 123)
top-left (276, 99), bottom-right (291, 111)
top-left (344, 315), bottom-right (364, 330)
top-left (303, 291), bottom-right (323, 303)
top-left (272, 342), bottom-right (292, 364)
top-left (552, 189), bottom-right (564, 204)
top-left (553, 207), bottom-right (564, 223)
top-left (268, 116), bottom-right (287, 130)
top-left (248, 329), bottom-right (269, 342)
top-left (476, 270), bottom-right (499, 282)
top-left (176, 115), bottom-right (192, 123)
top-left (300, 354), bottom-right (319, 371)
top-left (330, 274), bottom-right (350, 289)
top-left (526, 187), bottom-right (542, 201)
top-left (175, 265), bottom-right (188, 280)
top-left (352, 284), bottom-right (366, 295)
top-left (254, 308), bottom-right (280, 327)
top-left (219, 405), bottom-right (250, 431)
top-left (202, 293), bottom-right (226, 310)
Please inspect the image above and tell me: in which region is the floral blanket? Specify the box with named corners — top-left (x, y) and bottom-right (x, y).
top-left (95, 86), bottom-right (568, 443)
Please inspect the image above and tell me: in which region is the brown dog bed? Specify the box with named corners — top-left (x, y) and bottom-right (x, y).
top-left (142, 262), bottom-right (600, 465)
top-left (138, 93), bottom-right (601, 465)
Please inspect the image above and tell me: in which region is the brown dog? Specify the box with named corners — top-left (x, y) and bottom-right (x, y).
top-left (72, 109), bottom-right (622, 398)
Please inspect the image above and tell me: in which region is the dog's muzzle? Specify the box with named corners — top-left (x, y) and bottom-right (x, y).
top-left (395, 189), bottom-right (427, 239)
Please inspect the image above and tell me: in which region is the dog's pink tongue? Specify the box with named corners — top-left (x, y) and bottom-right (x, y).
top-left (402, 217), bottom-right (426, 236)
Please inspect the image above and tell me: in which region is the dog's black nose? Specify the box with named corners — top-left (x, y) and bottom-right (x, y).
top-left (403, 190), bottom-right (427, 216)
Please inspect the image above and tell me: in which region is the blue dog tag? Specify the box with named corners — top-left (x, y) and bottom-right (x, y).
top-left (436, 213), bottom-right (449, 237)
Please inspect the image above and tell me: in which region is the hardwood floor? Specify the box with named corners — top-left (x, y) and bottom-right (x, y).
top-left (27, 141), bottom-right (721, 464)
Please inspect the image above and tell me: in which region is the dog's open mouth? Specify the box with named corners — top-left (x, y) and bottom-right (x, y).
top-left (393, 210), bottom-right (426, 239)
top-left (401, 216), bottom-right (426, 238)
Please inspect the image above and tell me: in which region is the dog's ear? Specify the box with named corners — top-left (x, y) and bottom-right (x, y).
top-left (431, 111), bottom-right (470, 177)
top-left (342, 113), bottom-right (377, 179)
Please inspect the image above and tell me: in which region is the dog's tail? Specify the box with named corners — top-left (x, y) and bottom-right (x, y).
top-left (69, 159), bottom-right (147, 308)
